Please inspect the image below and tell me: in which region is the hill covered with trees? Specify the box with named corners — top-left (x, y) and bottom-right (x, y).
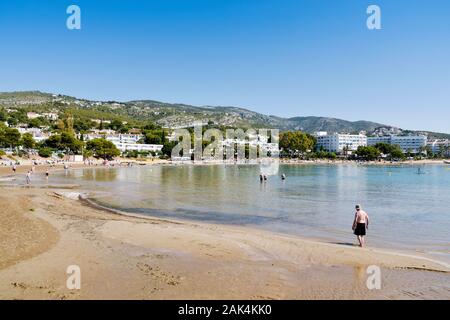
top-left (1, 91), bottom-right (448, 139)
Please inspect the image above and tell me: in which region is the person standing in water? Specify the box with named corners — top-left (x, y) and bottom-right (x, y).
top-left (45, 169), bottom-right (49, 180)
top-left (26, 171), bottom-right (31, 185)
top-left (352, 204), bottom-right (369, 247)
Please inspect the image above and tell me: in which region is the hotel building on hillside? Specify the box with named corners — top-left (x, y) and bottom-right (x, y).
top-left (314, 132), bottom-right (367, 154)
top-left (17, 127), bottom-right (50, 143)
top-left (427, 139), bottom-right (450, 156)
top-left (113, 142), bottom-right (163, 153)
top-left (367, 135), bottom-right (427, 154)
top-left (80, 133), bottom-right (163, 154)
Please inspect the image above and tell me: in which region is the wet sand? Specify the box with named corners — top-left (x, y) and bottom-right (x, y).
top-left (0, 178), bottom-right (449, 299)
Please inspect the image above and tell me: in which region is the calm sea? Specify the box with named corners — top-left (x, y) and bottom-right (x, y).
top-left (29, 163), bottom-right (450, 259)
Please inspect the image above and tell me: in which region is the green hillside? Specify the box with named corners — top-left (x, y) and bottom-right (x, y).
top-left (0, 91), bottom-right (448, 139)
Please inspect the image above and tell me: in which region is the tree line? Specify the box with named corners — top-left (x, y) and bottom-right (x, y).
top-left (2, 107), bottom-right (448, 161)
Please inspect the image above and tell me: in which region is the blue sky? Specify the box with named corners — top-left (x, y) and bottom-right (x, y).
top-left (0, 0), bottom-right (449, 133)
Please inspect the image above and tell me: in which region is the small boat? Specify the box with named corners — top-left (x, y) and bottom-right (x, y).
top-left (444, 160), bottom-right (450, 164)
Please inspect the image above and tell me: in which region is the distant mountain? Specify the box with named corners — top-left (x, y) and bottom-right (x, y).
top-left (282, 117), bottom-right (385, 133)
top-left (1, 91), bottom-right (448, 139)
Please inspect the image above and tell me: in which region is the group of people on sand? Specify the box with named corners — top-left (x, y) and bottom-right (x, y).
top-left (12, 164), bottom-right (50, 185)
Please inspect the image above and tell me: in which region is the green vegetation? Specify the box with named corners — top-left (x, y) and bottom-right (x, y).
top-left (354, 143), bottom-right (408, 161)
top-left (21, 133), bottom-right (35, 150)
top-left (38, 147), bottom-right (53, 158)
top-left (0, 127), bottom-right (21, 148)
top-left (161, 141), bottom-right (178, 158)
top-left (0, 108), bottom-right (7, 122)
top-left (41, 132), bottom-right (83, 155)
top-left (2, 91), bottom-right (448, 139)
top-left (372, 143), bottom-right (405, 160)
top-left (86, 138), bottom-right (120, 160)
top-left (123, 150), bottom-right (156, 158)
top-left (143, 129), bottom-right (166, 144)
top-left (1, 91), bottom-right (449, 161)
top-left (373, 142), bottom-right (404, 159)
top-left (279, 131), bottom-right (316, 157)
top-left (73, 118), bottom-right (96, 133)
top-left (356, 146), bottom-right (381, 161)
top-left (27, 117), bottom-right (51, 128)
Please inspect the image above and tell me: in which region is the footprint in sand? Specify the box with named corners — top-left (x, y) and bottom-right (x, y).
top-left (136, 262), bottom-right (181, 286)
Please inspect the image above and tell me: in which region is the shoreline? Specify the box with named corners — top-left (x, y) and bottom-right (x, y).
top-left (0, 158), bottom-right (170, 181)
top-left (2, 160), bottom-right (449, 255)
top-left (0, 157), bottom-right (447, 184)
top-left (1, 157), bottom-right (447, 189)
top-left (1, 161), bottom-right (449, 299)
top-left (0, 187), bottom-right (448, 299)
top-left (0, 157), bottom-right (446, 184)
top-left (79, 192), bottom-right (450, 272)
top-left (82, 191), bottom-right (450, 266)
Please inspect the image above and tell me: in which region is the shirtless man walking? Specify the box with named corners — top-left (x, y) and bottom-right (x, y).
top-left (352, 204), bottom-right (369, 247)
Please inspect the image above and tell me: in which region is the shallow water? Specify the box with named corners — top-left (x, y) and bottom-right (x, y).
top-left (18, 163), bottom-right (450, 259)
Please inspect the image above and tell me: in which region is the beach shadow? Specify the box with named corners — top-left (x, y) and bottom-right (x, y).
top-left (331, 242), bottom-right (357, 247)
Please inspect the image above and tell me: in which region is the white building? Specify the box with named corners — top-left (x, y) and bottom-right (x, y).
top-left (367, 135), bottom-right (427, 154)
top-left (105, 134), bottom-right (142, 145)
top-left (315, 133), bottom-right (367, 153)
top-left (427, 139), bottom-right (449, 156)
top-left (89, 129), bottom-right (116, 135)
top-left (221, 138), bottom-right (279, 156)
top-left (81, 133), bottom-right (163, 154)
top-left (114, 143), bottom-right (163, 153)
top-left (90, 119), bottom-right (111, 124)
top-left (366, 136), bottom-right (391, 145)
top-left (26, 112), bottom-right (41, 119)
top-left (26, 112), bottom-right (59, 120)
top-left (17, 127), bottom-right (50, 143)
top-left (42, 112), bottom-right (59, 120)
top-left (66, 155), bottom-right (84, 162)
top-left (81, 133), bottom-right (141, 143)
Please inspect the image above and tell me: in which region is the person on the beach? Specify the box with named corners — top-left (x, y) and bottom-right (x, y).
top-left (45, 169), bottom-right (49, 180)
top-left (352, 204), bottom-right (369, 247)
top-left (26, 171), bottom-right (31, 185)
top-left (12, 165), bottom-right (16, 173)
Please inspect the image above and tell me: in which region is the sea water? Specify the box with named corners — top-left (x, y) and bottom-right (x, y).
top-left (32, 164), bottom-right (450, 259)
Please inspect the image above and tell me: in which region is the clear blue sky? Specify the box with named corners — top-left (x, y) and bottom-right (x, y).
top-left (1, 0), bottom-right (449, 133)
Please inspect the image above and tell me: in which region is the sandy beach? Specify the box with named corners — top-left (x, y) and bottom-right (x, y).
top-left (1, 164), bottom-right (450, 300)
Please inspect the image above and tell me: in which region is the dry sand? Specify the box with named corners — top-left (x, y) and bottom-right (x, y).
top-left (0, 166), bottom-right (449, 299)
